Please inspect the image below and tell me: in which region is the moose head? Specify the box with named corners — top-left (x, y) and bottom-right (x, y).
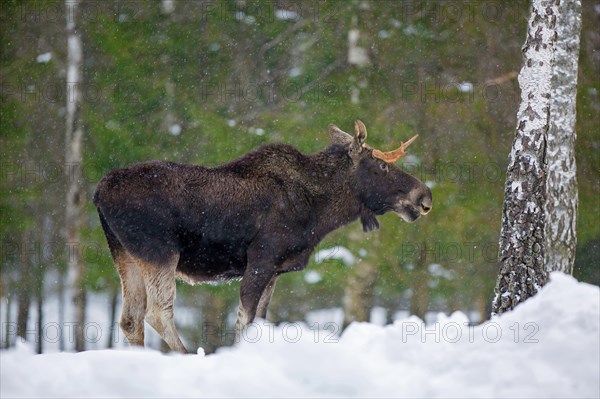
top-left (328, 120), bottom-right (432, 228)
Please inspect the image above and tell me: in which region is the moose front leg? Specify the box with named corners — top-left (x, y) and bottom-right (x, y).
top-left (235, 266), bottom-right (275, 342)
top-left (256, 276), bottom-right (278, 320)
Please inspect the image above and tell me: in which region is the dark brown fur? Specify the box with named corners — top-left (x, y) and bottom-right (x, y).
top-left (93, 122), bottom-right (432, 352)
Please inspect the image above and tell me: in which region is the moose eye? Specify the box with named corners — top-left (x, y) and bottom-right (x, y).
top-left (379, 162), bottom-right (389, 172)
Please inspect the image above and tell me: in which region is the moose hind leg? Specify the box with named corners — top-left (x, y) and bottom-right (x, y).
top-left (115, 252), bottom-right (147, 347)
top-left (141, 256), bottom-right (188, 353)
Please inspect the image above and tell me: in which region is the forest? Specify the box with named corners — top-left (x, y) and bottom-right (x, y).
top-left (1, 0), bottom-right (598, 355)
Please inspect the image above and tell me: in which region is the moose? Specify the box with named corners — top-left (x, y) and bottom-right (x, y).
top-left (94, 120), bottom-right (432, 352)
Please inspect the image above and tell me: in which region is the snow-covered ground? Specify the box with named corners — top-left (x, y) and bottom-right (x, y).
top-left (1, 273), bottom-right (598, 398)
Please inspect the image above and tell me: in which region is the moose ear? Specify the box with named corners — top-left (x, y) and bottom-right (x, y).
top-left (328, 124), bottom-right (354, 146)
top-left (354, 120), bottom-right (368, 147)
top-left (349, 120), bottom-right (368, 157)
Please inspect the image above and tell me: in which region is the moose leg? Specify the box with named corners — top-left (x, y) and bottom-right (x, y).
top-left (115, 252), bottom-right (147, 347)
top-left (140, 255), bottom-right (188, 353)
top-left (235, 267), bottom-right (275, 342)
top-left (256, 276), bottom-right (278, 320)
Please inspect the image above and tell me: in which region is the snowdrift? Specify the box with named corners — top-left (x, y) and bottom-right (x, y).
top-left (1, 273), bottom-right (598, 398)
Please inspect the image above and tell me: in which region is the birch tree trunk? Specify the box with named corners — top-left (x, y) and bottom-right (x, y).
top-left (492, 0), bottom-right (558, 315)
top-left (347, 11), bottom-right (371, 105)
top-left (409, 250), bottom-right (430, 320)
top-left (343, 261), bottom-right (377, 328)
top-left (544, 0), bottom-right (582, 275)
top-left (65, 0), bottom-right (86, 351)
top-left (202, 291), bottom-right (227, 354)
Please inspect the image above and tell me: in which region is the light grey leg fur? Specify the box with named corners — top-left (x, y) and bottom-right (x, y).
top-left (140, 254), bottom-right (188, 353)
top-left (256, 276), bottom-right (277, 319)
top-left (115, 252), bottom-right (146, 347)
top-left (234, 304), bottom-right (252, 343)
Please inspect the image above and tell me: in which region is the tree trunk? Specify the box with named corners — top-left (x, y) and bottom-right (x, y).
top-left (544, 0), bottom-right (582, 274)
top-left (65, 0), bottom-right (86, 351)
top-left (57, 270), bottom-right (66, 351)
top-left (202, 291), bottom-right (228, 354)
top-left (36, 275), bottom-right (44, 354)
top-left (476, 290), bottom-right (492, 322)
top-left (160, 0), bottom-right (178, 136)
top-left (4, 287), bottom-right (12, 348)
top-left (107, 285), bottom-right (119, 349)
top-left (343, 261), bottom-right (377, 328)
top-left (409, 253), bottom-right (430, 321)
top-left (347, 9), bottom-right (371, 105)
top-left (16, 230), bottom-right (31, 341)
top-left (492, 0), bottom-right (558, 315)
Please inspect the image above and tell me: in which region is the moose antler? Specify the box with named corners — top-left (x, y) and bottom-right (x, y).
top-left (372, 134), bottom-right (419, 163)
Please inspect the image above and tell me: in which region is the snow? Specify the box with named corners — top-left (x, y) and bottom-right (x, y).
top-left (458, 81), bottom-right (474, 93)
top-left (303, 270), bottom-right (322, 284)
top-left (305, 308), bottom-right (344, 328)
top-left (378, 30), bottom-right (390, 39)
top-left (36, 52), bottom-right (52, 63)
top-left (288, 67), bottom-right (302, 78)
top-left (510, 180), bottom-right (525, 199)
top-left (403, 25), bottom-right (418, 36)
top-left (248, 127), bottom-right (265, 136)
top-left (313, 246), bottom-right (356, 266)
top-left (160, 0), bottom-right (175, 15)
top-left (370, 306), bottom-right (387, 326)
top-left (275, 9), bottom-right (300, 21)
top-left (525, 200), bottom-right (539, 213)
top-left (427, 263), bottom-right (455, 280)
top-left (168, 123), bottom-right (181, 136)
top-left (234, 12), bottom-right (255, 25)
top-left (403, 153), bottom-right (420, 165)
top-left (347, 30), bottom-right (370, 67)
top-left (2, 273), bottom-right (599, 398)
top-left (66, 35), bottom-right (82, 118)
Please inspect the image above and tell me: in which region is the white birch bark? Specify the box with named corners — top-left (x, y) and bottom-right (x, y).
top-left (65, 0), bottom-right (86, 351)
top-left (492, 0), bottom-right (558, 315)
top-left (343, 261), bottom-right (376, 328)
top-left (348, 10), bottom-right (370, 105)
top-left (544, 0), bottom-right (582, 275)
top-left (161, 0), bottom-right (175, 15)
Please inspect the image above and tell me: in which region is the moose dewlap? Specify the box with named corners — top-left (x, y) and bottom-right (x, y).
top-left (93, 120), bottom-right (432, 352)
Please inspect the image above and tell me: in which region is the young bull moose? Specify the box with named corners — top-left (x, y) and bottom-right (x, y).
top-left (94, 120), bottom-right (432, 352)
